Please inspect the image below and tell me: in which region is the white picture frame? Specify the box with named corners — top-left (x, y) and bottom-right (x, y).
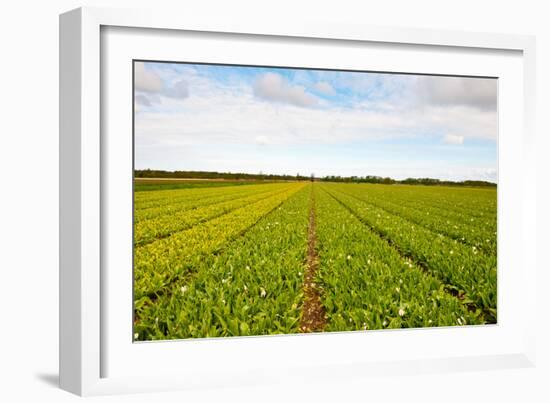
top-left (59, 6), bottom-right (537, 396)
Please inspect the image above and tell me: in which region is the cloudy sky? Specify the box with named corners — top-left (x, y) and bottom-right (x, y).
top-left (134, 61), bottom-right (498, 182)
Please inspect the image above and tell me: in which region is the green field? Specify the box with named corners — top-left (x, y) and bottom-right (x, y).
top-left (134, 178), bottom-right (271, 192)
top-left (133, 181), bottom-right (497, 341)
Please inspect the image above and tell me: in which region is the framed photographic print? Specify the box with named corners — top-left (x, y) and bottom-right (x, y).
top-left (60, 7), bottom-right (537, 396)
top-left (132, 60), bottom-right (499, 342)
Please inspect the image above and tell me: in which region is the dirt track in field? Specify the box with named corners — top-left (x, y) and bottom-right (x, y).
top-left (299, 186), bottom-right (326, 333)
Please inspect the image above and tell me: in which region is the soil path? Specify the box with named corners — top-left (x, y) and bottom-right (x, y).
top-left (299, 185), bottom-right (327, 332)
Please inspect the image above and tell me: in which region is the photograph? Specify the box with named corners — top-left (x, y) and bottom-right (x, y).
top-left (132, 60), bottom-right (497, 341)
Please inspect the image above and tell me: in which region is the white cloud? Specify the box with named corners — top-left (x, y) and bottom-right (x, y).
top-left (483, 168), bottom-right (498, 182)
top-left (314, 81), bottom-right (336, 96)
top-left (253, 73), bottom-right (318, 107)
top-left (134, 65), bottom-right (497, 181)
top-left (134, 63), bottom-right (189, 107)
top-left (135, 93), bottom-right (161, 107)
top-left (329, 72), bottom-right (496, 112)
top-left (135, 94), bottom-right (152, 107)
top-left (164, 80), bottom-right (189, 99)
top-left (134, 62), bottom-right (162, 93)
top-left (135, 89), bottom-right (496, 157)
top-left (415, 76), bottom-right (497, 110)
top-left (443, 134), bottom-right (465, 145)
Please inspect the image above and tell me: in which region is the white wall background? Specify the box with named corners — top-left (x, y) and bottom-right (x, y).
top-left (0, 0), bottom-right (547, 401)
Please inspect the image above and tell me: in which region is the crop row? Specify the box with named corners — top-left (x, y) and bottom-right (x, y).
top-left (135, 180), bottom-right (258, 192)
top-left (335, 184), bottom-right (496, 231)
top-left (135, 184), bottom-right (296, 246)
top-left (133, 182), bottom-right (497, 340)
top-left (134, 185), bottom-right (311, 340)
top-left (331, 184), bottom-right (496, 255)
top-left (134, 183), bottom-right (305, 302)
top-left (314, 187), bottom-right (483, 330)
top-left (355, 184), bottom-right (497, 219)
top-left (135, 183), bottom-right (284, 223)
top-left (135, 182), bottom-right (272, 210)
top-left (320, 185), bottom-right (496, 319)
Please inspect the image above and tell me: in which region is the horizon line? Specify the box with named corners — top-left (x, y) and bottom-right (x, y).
top-left (134, 168), bottom-right (497, 185)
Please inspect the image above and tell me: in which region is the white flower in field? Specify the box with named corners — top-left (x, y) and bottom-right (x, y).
top-left (134, 332), bottom-right (139, 340)
top-left (243, 285), bottom-right (248, 292)
top-left (398, 308), bottom-right (405, 317)
top-left (245, 265), bottom-right (250, 271)
top-left (367, 259), bottom-right (371, 264)
top-left (399, 279), bottom-right (403, 284)
top-left (395, 287), bottom-right (400, 293)
top-left (298, 272), bottom-right (302, 276)
top-left (450, 250), bottom-right (454, 255)
top-left (347, 255), bottom-right (352, 260)
top-left (383, 320), bottom-right (388, 327)
top-left (180, 285), bottom-right (188, 294)
top-left (260, 287), bottom-right (267, 298)
top-left (457, 317), bottom-right (463, 325)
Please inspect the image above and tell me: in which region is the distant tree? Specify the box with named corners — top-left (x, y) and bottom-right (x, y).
top-left (134, 169), bottom-right (496, 187)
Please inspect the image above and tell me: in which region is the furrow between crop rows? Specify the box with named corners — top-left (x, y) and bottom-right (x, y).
top-left (135, 183), bottom-right (286, 221)
top-left (134, 185), bottom-right (312, 340)
top-left (332, 185), bottom-right (496, 255)
top-left (321, 186), bottom-right (496, 322)
top-left (133, 183), bottom-right (306, 303)
top-left (357, 185), bottom-right (497, 219)
top-left (134, 185), bottom-right (298, 246)
top-left (315, 186), bottom-right (483, 331)
top-left (135, 182), bottom-right (279, 210)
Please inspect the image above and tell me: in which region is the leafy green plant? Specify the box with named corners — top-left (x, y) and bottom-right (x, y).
top-left (132, 181), bottom-right (497, 341)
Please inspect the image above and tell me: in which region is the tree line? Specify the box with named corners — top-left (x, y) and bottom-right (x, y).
top-left (135, 169), bottom-right (312, 182)
top-left (320, 175), bottom-right (496, 187)
top-left (135, 169), bottom-right (496, 187)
